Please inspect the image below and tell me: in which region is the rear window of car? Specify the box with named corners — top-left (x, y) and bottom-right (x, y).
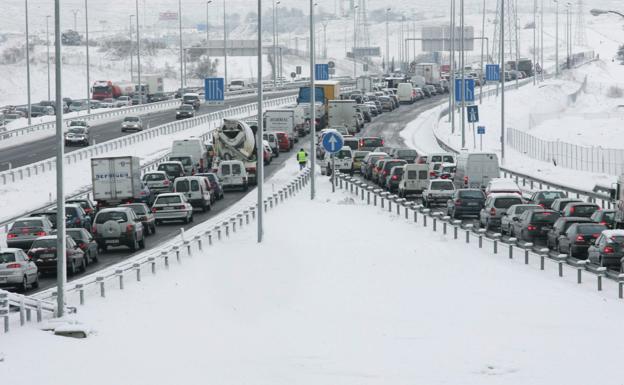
top-left (128, 205), bottom-right (147, 215)
top-left (530, 211), bottom-right (559, 223)
top-left (458, 190), bottom-right (485, 199)
top-left (0, 252), bottom-right (17, 263)
top-left (418, 170), bottom-right (428, 179)
top-left (362, 138), bottom-right (383, 147)
top-left (384, 161), bottom-right (406, 171)
top-left (13, 220), bottom-right (43, 228)
top-left (96, 211), bottom-right (129, 223)
top-left (571, 205), bottom-right (599, 215)
top-left (576, 224), bottom-right (607, 234)
top-left (205, 174), bottom-right (217, 183)
top-left (176, 180), bottom-right (190, 192)
top-left (31, 239), bottom-right (57, 249)
top-left (170, 157), bottom-right (192, 166)
top-left (191, 180), bottom-right (200, 191)
top-left (344, 140), bottom-right (359, 150)
top-left (68, 127), bottom-right (87, 134)
top-left (430, 181), bottom-right (454, 190)
top-left (607, 235), bottom-right (624, 244)
top-left (231, 163), bottom-right (242, 174)
top-left (158, 164), bottom-right (182, 173)
top-left (493, 197), bottom-right (523, 208)
top-left (155, 196), bottom-right (182, 205)
top-left (430, 156), bottom-right (443, 162)
top-left (397, 149), bottom-right (418, 157)
top-left (144, 173), bottom-right (166, 181)
top-left (602, 212), bottom-right (615, 221)
top-left (537, 191), bottom-right (566, 200)
top-left (66, 229), bottom-right (85, 241)
top-left (337, 149), bottom-right (351, 159)
top-left (221, 164), bottom-right (231, 175)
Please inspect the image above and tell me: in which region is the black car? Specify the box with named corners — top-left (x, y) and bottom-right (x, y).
top-left (385, 166), bottom-right (404, 193)
top-left (590, 209), bottom-right (616, 229)
top-left (446, 189), bottom-right (486, 219)
top-left (546, 217), bottom-right (592, 250)
top-left (588, 230), bottom-right (624, 270)
top-left (550, 198), bottom-right (582, 214)
top-left (176, 104), bottom-right (195, 119)
top-left (66, 228), bottom-right (98, 265)
top-left (66, 198), bottom-right (97, 219)
top-left (562, 202), bottom-right (600, 218)
top-left (528, 190), bottom-right (567, 209)
top-left (148, 92), bottom-right (169, 103)
top-left (511, 209), bottom-right (560, 243)
top-left (557, 223), bottom-right (607, 258)
top-left (196, 173), bottom-right (224, 202)
top-left (28, 235), bottom-right (86, 275)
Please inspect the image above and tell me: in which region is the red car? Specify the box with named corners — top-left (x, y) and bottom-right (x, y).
top-left (274, 132), bottom-right (292, 152)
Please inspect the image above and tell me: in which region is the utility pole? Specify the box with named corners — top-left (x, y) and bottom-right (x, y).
top-left (310, 0), bottom-right (316, 200)
top-left (179, 0), bottom-right (184, 88)
top-left (555, 0), bottom-right (559, 76)
top-left (223, 0), bottom-right (228, 87)
top-left (256, 0), bottom-right (264, 243)
top-left (272, 0), bottom-right (277, 88)
top-left (500, 0), bottom-right (506, 161)
top-left (480, 0), bottom-right (486, 104)
top-left (541, 0), bottom-right (544, 81)
top-left (46, 15), bottom-right (51, 103)
top-left (25, 0), bottom-right (32, 124)
top-left (385, 8), bottom-right (390, 73)
top-left (206, 1), bottom-right (212, 75)
top-left (85, 0), bottom-right (91, 113)
top-left (533, 0), bottom-right (536, 85)
top-left (72, 9), bottom-right (79, 31)
top-left (135, 0), bottom-right (141, 104)
top-left (54, 0), bottom-right (66, 318)
top-left (129, 15), bottom-right (134, 82)
top-left (353, 4), bottom-right (359, 78)
top-left (460, 0), bottom-right (465, 148)
top-left (450, 0), bottom-right (455, 131)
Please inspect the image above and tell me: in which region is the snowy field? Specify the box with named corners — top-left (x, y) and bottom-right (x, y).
top-left (3, 171), bottom-right (624, 384)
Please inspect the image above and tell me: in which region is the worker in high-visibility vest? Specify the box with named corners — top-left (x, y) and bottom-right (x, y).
top-left (296, 149), bottom-right (308, 170)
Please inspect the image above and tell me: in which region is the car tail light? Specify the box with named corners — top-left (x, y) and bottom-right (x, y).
top-left (6, 263), bottom-right (22, 269)
top-left (7, 234), bottom-right (16, 239)
top-left (35, 231), bottom-right (47, 236)
top-left (74, 218), bottom-right (81, 224)
top-left (455, 199), bottom-right (462, 206)
top-left (600, 221), bottom-right (608, 226)
top-left (569, 206), bottom-right (575, 215)
top-left (126, 224), bottom-right (134, 233)
top-left (383, 170), bottom-right (389, 176)
top-left (604, 246), bottom-right (615, 254)
top-left (527, 225), bottom-right (537, 231)
top-left (391, 175), bottom-right (398, 180)
top-left (163, 179), bottom-right (170, 186)
top-left (490, 208), bottom-right (496, 217)
top-left (463, 176), bottom-right (469, 186)
top-left (575, 234), bottom-right (585, 243)
top-left (79, 243), bottom-right (88, 250)
top-left (84, 208), bottom-right (93, 214)
top-left (380, 139), bottom-right (385, 146)
top-left (538, 203), bottom-right (545, 208)
top-left (430, 171), bottom-right (437, 177)
top-left (247, 167), bottom-right (256, 173)
top-left (92, 225), bottom-right (97, 234)
top-left (151, 207), bottom-right (157, 213)
top-left (440, 174), bottom-right (449, 179)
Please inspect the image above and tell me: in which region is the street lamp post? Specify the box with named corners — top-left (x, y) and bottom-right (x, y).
top-left (554, 0), bottom-right (559, 76)
top-left (500, 0), bottom-right (506, 161)
top-left (541, 0), bottom-right (544, 81)
top-left (310, 0), bottom-right (316, 200)
top-left (353, 4), bottom-right (359, 78)
top-left (206, 0), bottom-right (212, 71)
top-left (129, 15), bottom-right (134, 82)
top-left (385, 8), bottom-right (390, 73)
top-left (46, 15), bottom-right (51, 103)
top-left (460, 0), bottom-right (465, 149)
top-left (135, 0), bottom-right (141, 104)
top-left (25, 0), bottom-right (32, 125)
top-left (223, 0), bottom-right (228, 87)
top-left (450, 0), bottom-right (455, 131)
top-left (85, 0), bottom-right (91, 113)
top-left (256, 0), bottom-right (264, 243)
top-left (179, 0), bottom-right (184, 89)
top-left (533, 0), bottom-right (536, 85)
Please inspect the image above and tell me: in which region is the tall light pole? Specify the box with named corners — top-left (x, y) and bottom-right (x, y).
top-left (480, 0), bottom-right (485, 103)
top-left (533, 0), bottom-right (537, 85)
top-left (353, 4), bottom-right (359, 78)
top-left (272, 0), bottom-right (281, 88)
top-left (541, 0), bottom-right (544, 81)
top-left (223, 0), bottom-right (228, 87)
top-left (554, 0), bottom-right (559, 76)
top-left (179, 0), bottom-right (184, 89)
top-left (500, 0), bottom-right (506, 161)
top-left (206, 1), bottom-right (212, 75)
top-left (72, 9), bottom-right (79, 31)
top-left (129, 15), bottom-right (134, 82)
top-left (460, 0), bottom-right (465, 148)
top-left (310, 0), bottom-right (316, 200)
top-left (46, 15), bottom-right (51, 102)
top-left (85, 0), bottom-right (91, 113)
top-left (54, 0), bottom-right (66, 318)
top-left (135, 0), bottom-right (141, 104)
top-left (450, 0), bottom-right (455, 131)
top-left (567, 2), bottom-right (571, 68)
top-left (256, 0), bottom-right (264, 243)
top-left (385, 8), bottom-right (390, 74)
top-left (25, 0), bottom-right (32, 124)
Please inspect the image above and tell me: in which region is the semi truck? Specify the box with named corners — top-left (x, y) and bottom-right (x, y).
top-left (297, 80), bottom-right (341, 129)
top-left (91, 156), bottom-right (143, 207)
top-left (212, 119), bottom-right (257, 185)
top-left (264, 109), bottom-right (297, 143)
top-left (413, 63), bottom-right (441, 85)
top-left (328, 100), bottom-right (358, 134)
top-left (136, 74), bottom-right (165, 96)
top-left (91, 80), bottom-right (135, 100)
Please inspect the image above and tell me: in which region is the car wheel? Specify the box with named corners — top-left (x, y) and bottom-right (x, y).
top-left (139, 236), bottom-right (146, 249)
top-left (19, 276), bottom-right (28, 293)
top-left (145, 224), bottom-right (152, 236)
top-left (568, 247), bottom-right (573, 259)
top-left (151, 224), bottom-right (156, 234)
top-left (130, 237), bottom-right (138, 252)
top-left (183, 215), bottom-right (189, 224)
top-left (189, 214), bottom-right (194, 223)
top-left (69, 260), bottom-right (77, 275)
top-left (32, 275), bottom-right (39, 289)
top-left (155, 219), bottom-right (161, 225)
top-left (92, 249), bottom-right (99, 263)
top-left (81, 257), bottom-right (87, 272)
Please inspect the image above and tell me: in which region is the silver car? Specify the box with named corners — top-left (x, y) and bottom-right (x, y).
top-left (479, 194), bottom-right (525, 231)
top-left (6, 217), bottom-right (55, 250)
top-left (0, 248), bottom-right (39, 292)
top-left (121, 116), bottom-right (144, 132)
top-left (152, 193), bottom-right (194, 224)
top-left (142, 171), bottom-right (172, 195)
top-left (500, 204), bottom-right (542, 236)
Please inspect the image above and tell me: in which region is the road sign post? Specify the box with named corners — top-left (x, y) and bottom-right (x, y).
top-left (477, 125), bottom-right (485, 151)
top-left (321, 130), bottom-right (343, 193)
top-left (204, 77), bottom-right (224, 105)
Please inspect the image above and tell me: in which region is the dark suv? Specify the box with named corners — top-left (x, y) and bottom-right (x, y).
top-left (446, 189), bottom-right (486, 219)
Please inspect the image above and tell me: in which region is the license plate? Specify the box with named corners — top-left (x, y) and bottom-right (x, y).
top-left (0, 277), bottom-right (7, 283)
top-left (467, 202), bottom-right (478, 206)
top-left (41, 253), bottom-right (54, 258)
top-left (105, 239), bottom-right (120, 244)
top-left (164, 207), bottom-right (174, 211)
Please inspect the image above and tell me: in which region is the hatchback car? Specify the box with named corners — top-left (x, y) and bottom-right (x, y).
top-left (591, 209), bottom-right (616, 229)
top-left (385, 166), bottom-right (404, 193)
top-left (557, 222), bottom-right (607, 258)
top-left (66, 198), bottom-right (97, 219)
top-left (588, 230), bottom-right (624, 270)
top-left (546, 217), bottom-right (592, 250)
top-left (157, 161), bottom-right (186, 181)
top-left (446, 189), bottom-right (486, 219)
top-left (151, 193), bottom-right (194, 224)
top-left (550, 198), bottom-right (582, 214)
top-left (6, 217), bottom-right (55, 250)
top-left (479, 194), bottom-right (524, 230)
top-left (562, 202), bottom-right (600, 218)
top-left (0, 248), bottom-right (39, 291)
top-left (121, 116), bottom-right (144, 132)
top-left (360, 153), bottom-right (387, 179)
top-left (122, 203), bottom-right (157, 235)
top-left (351, 151), bottom-right (370, 174)
top-left (358, 137), bottom-right (384, 151)
top-left (66, 228), bottom-right (99, 265)
top-left (378, 159), bottom-right (407, 186)
top-left (528, 190), bottom-right (567, 209)
top-left (28, 235), bottom-right (86, 275)
top-left (142, 171), bottom-right (172, 194)
top-left (195, 172), bottom-right (224, 202)
top-left (500, 204), bottom-right (542, 236)
top-left (510, 209), bottom-right (561, 242)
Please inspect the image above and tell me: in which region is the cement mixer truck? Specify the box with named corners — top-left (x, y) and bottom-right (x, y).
top-left (212, 119), bottom-right (258, 185)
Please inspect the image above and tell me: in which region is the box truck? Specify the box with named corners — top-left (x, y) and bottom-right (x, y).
top-left (91, 156), bottom-right (143, 207)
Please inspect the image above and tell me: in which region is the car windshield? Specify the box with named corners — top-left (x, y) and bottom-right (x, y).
top-left (459, 190), bottom-right (484, 199)
top-left (430, 181), bottom-right (454, 190)
top-left (530, 212), bottom-right (559, 223)
top-left (144, 173), bottom-right (166, 181)
top-left (537, 191), bottom-right (566, 200)
top-left (494, 197), bottom-right (523, 208)
top-left (31, 239), bottom-right (57, 249)
top-left (0, 252), bottom-right (16, 263)
top-left (124, 117), bottom-right (139, 122)
top-left (156, 196), bottom-right (182, 204)
top-left (576, 224), bottom-right (607, 234)
top-left (13, 220), bottom-right (43, 228)
top-left (571, 205), bottom-right (598, 215)
top-left (344, 141), bottom-right (359, 150)
top-left (170, 157), bottom-right (193, 166)
top-left (176, 180), bottom-right (190, 192)
top-left (68, 127), bottom-right (86, 134)
top-left (95, 211), bottom-right (128, 224)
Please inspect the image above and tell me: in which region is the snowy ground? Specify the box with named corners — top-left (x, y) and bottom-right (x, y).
top-left (3, 169), bottom-right (624, 384)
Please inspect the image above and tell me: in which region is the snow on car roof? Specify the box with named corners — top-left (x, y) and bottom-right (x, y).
top-left (601, 230), bottom-right (624, 238)
top-left (488, 178), bottom-right (520, 189)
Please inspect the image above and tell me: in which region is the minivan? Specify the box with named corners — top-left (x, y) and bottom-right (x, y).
top-left (455, 152), bottom-right (500, 189)
top-left (398, 164), bottom-right (429, 197)
top-left (397, 82), bottom-right (415, 104)
top-left (157, 161), bottom-right (185, 181)
top-left (217, 160), bottom-right (249, 191)
top-left (173, 176), bottom-right (212, 212)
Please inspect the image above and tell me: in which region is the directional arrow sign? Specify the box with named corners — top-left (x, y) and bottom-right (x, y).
top-left (485, 64), bottom-right (500, 81)
top-left (467, 105), bottom-right (479, 123)
top-left (321, 130), bottom-right (344, 154)
top-left (204, 77), bottom-right (224, 104)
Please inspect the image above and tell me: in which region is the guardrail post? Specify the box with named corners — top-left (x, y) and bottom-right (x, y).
top-left (508, 238), bottom-right (517, 258)
top-left (195, 235), bottom-right (202, 251)
top-left (422, 209), bottom-right (430, 227)
top-left (373, 189), bottom-right (381, 206)
top-left (0, 292), bottom-right (8, 332)
top-left (618, 274), bottom-right (624, 299)
top-left (432, 214), bottom-right (438, 232)
top-left (597, 267), bottom-right (606, 291)
top-left (492, 234), bottom-right (501, 254)
top-left (116, 269), bottom-right (125, 289)
top-left (413, 205), bottom-right (419, 223)
top-left (523, 243), bottom-right (533, 264)
top-left (224, 221), bottom-right (230, 237)
top-left (442, 216), bottom-right (450, 234)
top-left (149, 257), bottom-right (157, 274)
top-left (216, 226), bottom-right (221, 240)
top-left (465, 224), bottom-right (474, 243)
top-left (380, 192), bottom-right (388, 209)
top-left (26, 308), bottom-right (31, 323)
top-left (185, 240), bottom-right (192, 256)
top-left (244, 210), bottom-right (250, 224)
top-left (575, 260), bottom-right (587, 283)
top-left (76, 283), bottom-right (85, 305)
top-left (555, 254), bottom-right (566, 277)
top-left (97, 276), bottom-right (106, 297)
top-left (19, 297), bottom-right (25, 326)
top-left (36, 301), bottom-right (42, 323)
top-left (539, 248), bottom-right (549, 270)
top-left (477, 229), bottom-right (485, 248)
top-left (160, 251), bottom-right (169, 268)
top-left (134, 263), bottom-right (142, 281)
top-left (173, 246), bottom-right (181, 263)
top-left (395, 198), bottom-right (404, 215)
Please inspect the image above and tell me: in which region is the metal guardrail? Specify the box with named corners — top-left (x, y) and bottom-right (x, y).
top-left (0, 168), bottom-right (311, 335)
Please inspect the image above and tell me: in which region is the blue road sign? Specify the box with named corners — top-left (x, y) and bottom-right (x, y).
top-left (321, 131), bottom-right (344, 154)
top-left (467, 105), bottom-right (479, 123)
top-left (454, 78), bottom-right (475, 103)
top-left (485, 64), bottom-right (500, 81)
top-left (315, 64), bottom-right (329, 81)
top-left (204, 77), bottom-right (224, 104)
top-left (477, 125), bottom-right (485, 134)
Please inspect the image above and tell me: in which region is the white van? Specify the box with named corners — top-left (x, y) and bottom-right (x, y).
top-left (397, 83), bottom-right (415, 104)
top-left (398, 164), bottom-right (429, 197)
top-left (428, 152), bottom-right (456, 164)
top-left (320, 146), bottom-right (353, 176)
top-left (173, 176), bottom-right (212, 212)
top-left (217, 160), bottom-right (249, 191)
top-left (171, 138), bottom-right (208, 172)
top-left (262, 132), bottom-right (280, 157)
top-left (455, 152), bottom-right (500, 189)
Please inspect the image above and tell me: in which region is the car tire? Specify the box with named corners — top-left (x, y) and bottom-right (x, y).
top-left (189, 214), bottom-right (194, 223)
top-left (81, 257), bottom-right (87, 272)
top-left (484, 220), bottom-right (491, 231)
top-left (69, 260), bottom-right (77, 275)
top-left (130, 237), bottom-right (138, 252)
top-left (19, 276), bottom-right (28, 293)
top-left (92, 249), bottom-right (99, 263)
top-left (155, 219), bottom-right (161, 225)
top-left (139, 236), bottom-right (146, 250)
top-left (32, 275), bottom-right (39, 289)
top-left (151, 224), bottom-right (156, 234)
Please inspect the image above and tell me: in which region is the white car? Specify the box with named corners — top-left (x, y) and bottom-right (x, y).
top-left (121, 116), bottom-right (144, 132)
top-left (100, 98), bottom-right (116, 108)
top-left (116, 96), bottom-right (132, 107)
top-left (485, 178), bottom-right (522, 197)
top-left (0, 248), bottom-right (39, 292)
top-left (422, 179), bottom-right (456, 208)
top-left (152, 193), bottom-right (194, 224)
top-left (320, 146), bottom-right (353, 176)
top-left (217, 160), bottom-right (249, 191)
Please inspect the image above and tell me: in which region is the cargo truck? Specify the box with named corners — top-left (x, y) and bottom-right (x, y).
top-left (356, 76), bottom-right (373, 93)
top-left (91, 156), bottom-right (143, 207)
top-left (328, 100), bottom-right (358, 134)
top-left (264, 109), bottom-right (297, 144)
top-left (413, 63), bottom-right (441, 85)
top-left (297, 80), bottom-right (341, 129)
